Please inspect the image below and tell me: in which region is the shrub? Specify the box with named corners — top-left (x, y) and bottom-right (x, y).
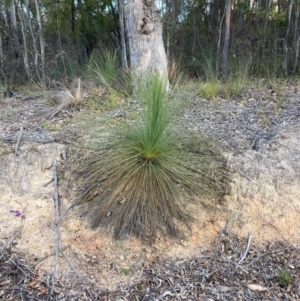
top-left (77, 75), bottom-right (229, 241)
top-left (87, 50), bottom-right (119, 87)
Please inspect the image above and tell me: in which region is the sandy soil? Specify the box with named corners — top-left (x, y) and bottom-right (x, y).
top-left (0, 85), bottom-right (299, 292)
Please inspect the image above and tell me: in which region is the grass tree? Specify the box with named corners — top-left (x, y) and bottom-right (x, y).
top-left (78, 75), bottom-right (229, 241)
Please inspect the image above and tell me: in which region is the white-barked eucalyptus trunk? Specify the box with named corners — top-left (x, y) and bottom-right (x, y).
top-left (123, 0), bottom-right (168, 80)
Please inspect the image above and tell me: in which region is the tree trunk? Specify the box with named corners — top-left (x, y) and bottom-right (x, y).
top-left (221, 0), bottom-right (231, 80)
top-left (211, 0), bottom-right (220, 36)
top-left (17, 1), bottom-right (30, 79)
top-left (118, 0), bottom-right (128, 69)
top-left (282, 0), bottom-right (294, 77)
top-left (34, 0), bottom-right (46, 82)
top-left (123, 0), bottom-right (168, 80)
top-left (71, 0), bottom-right (75, 33)
top-left (216, 0), bottom-right (225, 75)
top-left (0, 33), bottom-right (4, 80)
top-left (8, 0), bottom-right (20, 61)
top-left (292, 14), bottom-right (300, 74)
top-left (25, 0), bottom-right (41, 82)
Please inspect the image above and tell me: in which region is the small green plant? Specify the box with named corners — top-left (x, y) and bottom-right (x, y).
top-left (121, 268), bottom-right (131, 276)
top-left (199, 80), bottom-right (220, 99)
top-left (278, 266), bottom-right (293, 287)
top-left (43, 122), bottom-right (61, 131)
top-left (78, 74), bottom-right (229, 241)
top-left (88, 50), bottom-right (119, 87)
top-left (263, 116), bottom-right (270, 127)
top-left (201, 49), bottom-right (216, 79)
top-left (48, 98), bottom-right (57, 107)
top-left (276, 94), bottom-right (285, 108)
top-left (2, 105), bottom-right (15, 120)
top-left (0, 142), bottom-right (11, 155)
top-left (226, 76), bottom-right (247, 96)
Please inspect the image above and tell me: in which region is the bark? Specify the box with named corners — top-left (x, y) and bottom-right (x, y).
top-left (282, 0), bottom-right (294, 77)
top-left (292, 14), bottom-right (300, 74)
top-left (17, 2), bottom-right (30, 79)
top-left (25, 0), bottom-right (41, 82)
top-left (278, 0), bottom-right (283, 13)
top-left (211, 0), bottom-right (220, 35)
top-left (0, 33), bottom-right (4, 80)
top-left (123, 0), bottom-right (168, 80)
top-left (216, 1), bottom-right (226, 75)
top-left (118, 0), bottom-right (128, 69)
top-left (34, 0), bottom-right (46, 82)
top-left (221, 0), bottom-right (232, 80)
top-left (8, 0), bottom-right (20, 60)
top-left (165, 0), bottom-right (171, 62)
top-left (260, 0), bottom-right (272, 60)
top-left (71, 0), bottom-right (75, 33)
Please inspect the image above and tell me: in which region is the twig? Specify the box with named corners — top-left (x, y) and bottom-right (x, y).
top-left (50, 159), bottom-right (60, 298)
top-left (0, 134), bottom-right (16, 142)
top-left (50, 160), bottom-right (94, 300)
top-left (245, 247), bottom-right (292, 269)
top-left (259, 215), bottom-right (299, 250)
top-left (1, 287), bottom-right (44, 300)
top-left (236, 232), bottom-right (253, 267)
top-left (15, 126), bottom-right (24, 156)
top-left (56, 197), bottom-right (81, 224)
top-left (34, 246), bottom-right (69, 270)
top-left (59, 247), bottom-right (95, 301)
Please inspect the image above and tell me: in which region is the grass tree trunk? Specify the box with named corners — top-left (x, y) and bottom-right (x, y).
top-left (123, 0), bottom-right (168, 80)
top-left (282, 0), bottom-right (294, 77)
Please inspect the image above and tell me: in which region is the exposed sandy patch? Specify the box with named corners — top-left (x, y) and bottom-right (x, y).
top-left (0, 107), bottom-right (299, 292)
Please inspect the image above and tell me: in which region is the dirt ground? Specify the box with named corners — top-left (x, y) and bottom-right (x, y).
top-left (0, 82), bottom-right (299, 299)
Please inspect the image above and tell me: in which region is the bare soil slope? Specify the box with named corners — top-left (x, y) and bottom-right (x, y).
top-left (0, 83), bottom-right (299, 299)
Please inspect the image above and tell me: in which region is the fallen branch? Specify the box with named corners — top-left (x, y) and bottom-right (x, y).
top-left (14, 126), bottom-right (24, 156)
top-left (236, 232), bottom-right (253, 267)
top-left (56, 197), bottom-right (81, 225)
top-left (51, 159), bottom-right (60, 297)
top-left (51, 160), bottom-right (95, 300)
top-left (59, 247), bottom-right (95, 301)
top-left (0, 134), bottom-right (16, 142)
top-left (0, 286), bottom-right (44, 301)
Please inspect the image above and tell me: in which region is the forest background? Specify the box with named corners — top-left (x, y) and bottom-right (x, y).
top-left (1, 0), bottom-right (300, 87)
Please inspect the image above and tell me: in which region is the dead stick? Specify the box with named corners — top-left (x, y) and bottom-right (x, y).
top-left (51, 159), bottom-right (60, 297)
top-left (236, 232), bottom-right (253, 267)
top-left (15, 126), bottom-right (24, 156)
top-left (1, 287), bottom-right (44, 301)
top-left (59, 247), bottom-right (95, 301)
top-left (51, 161), bottom-right (94, 300)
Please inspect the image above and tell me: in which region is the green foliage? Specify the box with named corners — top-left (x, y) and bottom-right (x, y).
top-left (198, 80), bottom-right (220, 99)
top-left (121, 268), bottom-right (131, 276)
top-left (87, 51), bottom-right (119, 87)
top-left (201, 49), bottom-right (216, 80)
top-left (278, 266), bottom-right (293, 287)
top-left (77, 75), bottom-right (229, 241)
